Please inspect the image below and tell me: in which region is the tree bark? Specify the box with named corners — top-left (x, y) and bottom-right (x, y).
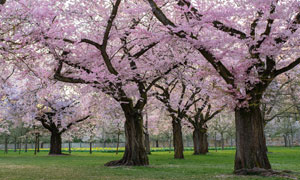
top-left (172, 118), bottom-right (184, 159)
top-left (105, 105), bottom-right (148, 166)
top-left (49, 132), bottom-right (62, 155)
top-left (234, 105), bottom-right (271, 172)
top-left (193, 127), bottom-right (208, 155)
top-left (156, 139), bottom-right (159, 147)
top-left (144, 132), bottom-right (151, 155)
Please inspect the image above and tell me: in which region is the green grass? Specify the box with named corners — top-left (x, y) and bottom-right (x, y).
top-left (0, 147), bottom-right (299, 180)
top-left (3, 146), bottom-right (236, 153)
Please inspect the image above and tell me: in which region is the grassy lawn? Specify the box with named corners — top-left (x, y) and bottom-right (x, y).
top-left (0, 147), bottom-right (299, 180)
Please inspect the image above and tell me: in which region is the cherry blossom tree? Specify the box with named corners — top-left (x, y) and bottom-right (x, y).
top-left (11, 0), bottom-right (183, 166)
top-left (154, 73), bottom-right (200, 159)
top-left (3, 81), bottom-right (92, 155)
top-left (186, 99), bottom-right (224, 155)
top-left (146, 0), bottom-right (300, 172)
top-left (155, 62), bottom-right (225, 156)
top-left (34, 96), bottom-right (90, 155)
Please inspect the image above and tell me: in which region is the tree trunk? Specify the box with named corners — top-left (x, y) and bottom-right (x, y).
top-left (193, 127), bottom-right (208, 155)
top-left (264, 134), bottom-right (269, 153)
top-left (214, 132), bottom-right (217, 152)
top-left (144, 132), bottom-right (151, 155)
top-left (291, 133), bottom-right (294, 147)
top-left (68, 141), bottom-right (72, 154)
top-left (49, 132), bottom-right (62, 155)
top-left (14, 137), bottom-right (17, 152)
top-left (172, 118), bottom-right (184, 159)
top-left (4, 136), bottom-right (8, 154)
top-left (105, 106), bottom-right (148, 166)
top-left (221, 132), bottom-right (224, 150)
top-left (156, 139), bottom-right (159, 147)
top-left (37, 135), bottom-right (40, 153)
top-left (34, 134), bottom-right (37, 155)
top-left (169, 135), bottom-right (172, 153)
top-left (144, 111), bottom-right (151, 155)
top-left (89, 142), bottom-right (92, 154)
top-left (116, 132), bottom-right (120, 155)
top-left (234, 105), bottom-right (271, 172)
top-left (283, 135), bottom-right (287, 147)
top-left (19, 142), bottom-right (21, 154)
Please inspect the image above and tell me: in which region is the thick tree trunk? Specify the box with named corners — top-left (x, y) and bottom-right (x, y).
top-left (105, 106), bottom-right (148, 166)
top-left (156, 139), bottom-right (159, 147)
top-left (193, 128), bottom-right (208, 155)
top-left (172, 118), bottom-right (184, 159)
top-left (234, 105), bottom-right (271, 172)
top-left (49, 132), bottom-right (62, 155)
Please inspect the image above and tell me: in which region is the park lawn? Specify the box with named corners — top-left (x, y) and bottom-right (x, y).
top-left (0, 147), bottom-right (299, 180)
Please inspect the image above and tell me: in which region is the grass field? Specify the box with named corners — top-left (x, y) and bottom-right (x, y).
top-left (0, 147), bottom-right (299, 180)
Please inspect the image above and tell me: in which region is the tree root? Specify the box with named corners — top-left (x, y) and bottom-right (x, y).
top-left (104, 159), bottom-right (148, 167)
top-left (48, 153), bottom-right (70, 156)
top-left (104, 159), bottom-right (126, 166)
top-left (234, 168), bottom-right (297, 179)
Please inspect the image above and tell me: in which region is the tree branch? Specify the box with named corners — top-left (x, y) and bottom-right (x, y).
top-left (147, 0), bottom-right (235, 86)
top-left (177, 0), bottom-right (248, 40)
top-left (273, 57), bottom-right (300, 77)
top-left (60, 115), bottom-right (90, 134)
